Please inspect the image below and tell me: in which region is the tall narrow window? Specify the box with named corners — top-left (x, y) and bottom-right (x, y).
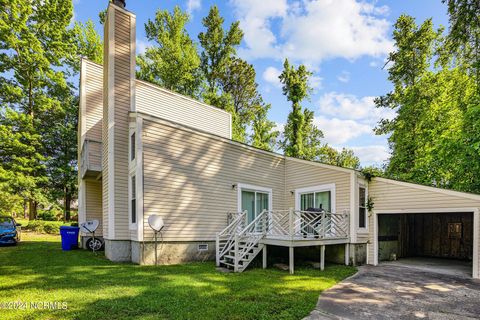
top-left (131, 175), bottom-right (136, 224)
top-left (130, 132), bottom-right (136, 161)
top-left (359, 186), bottom-right (366, 229)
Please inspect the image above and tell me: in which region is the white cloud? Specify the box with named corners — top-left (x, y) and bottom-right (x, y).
top-left (314, 116), bottom-right (371, 144)
top-left (187, 0), bottom-right (201, 15)
top-left (233, 0), bottom-right (288, 59)
top-left (309, 75), bottom-right (323, 90)
top-left (318, 92), bottom-right (395, 124)
top-left (337, 71), bottom-right (350, 83)
top-left (232, 0), bottom-right (393, 67)
top-left (262, 66), bottom-right (282, 88)
top-left (136, 39), bottom-right (150, 55)
top-left (350, 145), bottom-right (390, 165)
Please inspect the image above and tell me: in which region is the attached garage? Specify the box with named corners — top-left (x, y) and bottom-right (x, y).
top-left (367, 177), bottom-right (480, 279)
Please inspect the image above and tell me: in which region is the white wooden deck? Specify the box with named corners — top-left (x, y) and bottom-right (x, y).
top-left (216, 209), bottom-right (350, 273)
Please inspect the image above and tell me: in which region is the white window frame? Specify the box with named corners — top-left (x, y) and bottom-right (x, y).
top-left (128, 123), bottom-right (138, 231)
top-left (358, 183), bottom-right (368, 233)
top-left (130, 131), bottom-right (136, 162)
top-left (128, 173), bottom-right (137, 229)
top-left (294, 183), bottom-right (336, 213)
top-left (237, 183), bottom-right (273, 220)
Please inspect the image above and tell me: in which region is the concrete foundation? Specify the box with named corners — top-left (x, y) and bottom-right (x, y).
top-left (105, 239), bottom-right (132, 262)
top-left (350, 243), bottom-right (367, 265)
top-left (131, 241), bottom-right (216, 265)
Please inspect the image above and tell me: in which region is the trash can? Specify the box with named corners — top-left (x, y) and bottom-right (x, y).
top-left (60, 226), bottom-right (80, 251)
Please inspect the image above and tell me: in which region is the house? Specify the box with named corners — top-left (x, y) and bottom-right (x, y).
top-left (78, 1), bottom-right (480, 279)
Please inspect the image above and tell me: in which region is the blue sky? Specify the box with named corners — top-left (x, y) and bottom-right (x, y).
top-left (73, 0), bottom-right (449, 167)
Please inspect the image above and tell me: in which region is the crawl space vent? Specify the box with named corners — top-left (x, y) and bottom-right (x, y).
top-left (198, 244), bottom-right (208, 251)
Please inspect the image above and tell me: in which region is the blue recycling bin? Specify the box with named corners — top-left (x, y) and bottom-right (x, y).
top-left (60, 226), bottom-right (80, 251)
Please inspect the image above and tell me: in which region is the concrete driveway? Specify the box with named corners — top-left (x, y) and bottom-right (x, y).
top-left (306, 263), bottom-right (480, 319)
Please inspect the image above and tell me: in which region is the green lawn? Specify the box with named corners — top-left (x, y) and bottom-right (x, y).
top-left (0, 233), bottom-right (356, 320)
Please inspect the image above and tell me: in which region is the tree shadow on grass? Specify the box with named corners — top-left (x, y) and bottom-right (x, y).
top-left (0, 240), bottom-right (356, 320)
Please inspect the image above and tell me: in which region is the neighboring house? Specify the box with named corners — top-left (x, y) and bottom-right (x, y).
top-left (78, 1), bottom-right (480, 279)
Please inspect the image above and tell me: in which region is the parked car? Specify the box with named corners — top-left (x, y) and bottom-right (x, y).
top-left (0, 216), bottom-right (21, 245)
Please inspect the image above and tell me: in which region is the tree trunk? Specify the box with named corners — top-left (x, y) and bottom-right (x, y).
top-left (28, 199), bottom-right (37, 220)
top-left (64, 188), bottom-right (71, 221)
top-left (23, 199), bottom-right (28, 219)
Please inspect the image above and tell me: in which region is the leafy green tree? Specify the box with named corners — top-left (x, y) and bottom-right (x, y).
top-left (198, 5), bottom-right (243, 95)
top-left (0, 0), bottom-right (74, 218)
top-left (375, 15), bottom-right (442, 181)
top-left (336, 148), bottom-right (361, 169)
top-left (317, 145), bottom-right (361, 169)
top-left (0, 110), bottom-right (47, 219)
top-left (70, 20), bottom-right (103, 69)
top-left (251, 104), bottom-right (279, 151)
top-left (279, 59), bottom-right (320, 159)
top-left (137, 6), bottom-right (202, 98)
top-left (442, 0), bottom-right (480, 89)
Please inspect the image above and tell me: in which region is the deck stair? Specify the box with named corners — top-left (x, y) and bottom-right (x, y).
top-left (216, 209), bottom-right (349, 273)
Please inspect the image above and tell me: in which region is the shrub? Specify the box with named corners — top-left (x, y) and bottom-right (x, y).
top-left (26, 220), bottom-right (45, 233)
top-left (43, 222), bottom-right (61, 234)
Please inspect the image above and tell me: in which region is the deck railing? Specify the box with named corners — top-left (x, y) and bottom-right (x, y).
top-left (216, 211), bottom-right (247, 266)
top-left (252, 209), bottom-right (350, 240)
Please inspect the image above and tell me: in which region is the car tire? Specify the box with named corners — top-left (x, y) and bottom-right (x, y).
top-left (86, 238), bottom-right (104, 251)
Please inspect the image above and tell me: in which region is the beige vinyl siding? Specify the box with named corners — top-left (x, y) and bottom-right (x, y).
top-left (142, 117), bottom-right (285, 241)
top-left (84, 180), bottom-right (103, 236)
top-left (285, 158), bottom-right (351, 214)
top-left (101, 16), bottom-right (110, 239)
top-left (80, 62), bottom-right (232, 141)
top-left (369, 178), bottom-right (480, 210)
top-left (83, 61), bottom-right (103, 143)
top-left (136, 81), bottom-right (231, 139)
top-left (111, 8), bottom-right (132, 239)
top-left (368, 177), bottom-right (480, 266)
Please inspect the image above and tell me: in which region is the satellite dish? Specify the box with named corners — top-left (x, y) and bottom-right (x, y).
top-left (148, 215), bottom-right (164, 232)
top-left (80, 220), bottom-right (99, 234)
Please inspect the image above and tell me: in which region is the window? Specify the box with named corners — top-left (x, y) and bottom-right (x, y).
top-left (295, 184), bottom-right (336, 213)
top-left (359, 186), bottom-right (366, 229)
top-left (300, 191), bottom-right (331, 211)
top-left (130, 132), bottom-right (136, 161)
top-left (238, 184), bottom-right (272, 224)
top-left (131, 175), bottom-right (136, 224)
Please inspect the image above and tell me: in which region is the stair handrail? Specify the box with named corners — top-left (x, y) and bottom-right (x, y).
top-left (216, 210), bottom-right (247, 266)
top-left (236, 210), bottom-right (268, 262)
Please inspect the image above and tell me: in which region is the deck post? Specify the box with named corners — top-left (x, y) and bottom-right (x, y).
top-left (263, 245), bottom-right (267, 269)
top-left (320, 245), bottom-right (325, 271)
top-left (344, 243), bottom-right (350, 266)
top-left (289, 208), bottom-right (294, 239)
top-left (215, 234), bottom-right (220, 266)
top-left (289, 246), bottom-right (294, 274)
top-left (234, 234), bottom-right (239, 272)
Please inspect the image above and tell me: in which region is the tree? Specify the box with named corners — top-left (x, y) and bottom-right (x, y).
top-left (0, 110), bottom-right (47, 218)
top-left (137, 6), bottom-right (202, 98)
top-left (279, 59), bottom-right (320, 159)
top-left (317, 145), bottom-right (361, 169)
top-left (198, 5), bottom-right (243, 95)
top-left (375, 15), bottom-right (442, 181)
top-left (251, 104), bottom-right (279, 151)
top-left (442, 0), bottom-right (480, 89)
top-left (0, 0), bottom-right (74, 218)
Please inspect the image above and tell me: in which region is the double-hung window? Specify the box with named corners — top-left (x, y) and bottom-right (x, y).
top-left (131, 175), bottom-right (136, 224)
top-left (358, 186), bottom-right (367, 229)
top-left (130, 132), bottom-right (136, 161)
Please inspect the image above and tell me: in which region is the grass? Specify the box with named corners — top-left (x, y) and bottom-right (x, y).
top-left (0, 233), bottom-right (356, 320)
